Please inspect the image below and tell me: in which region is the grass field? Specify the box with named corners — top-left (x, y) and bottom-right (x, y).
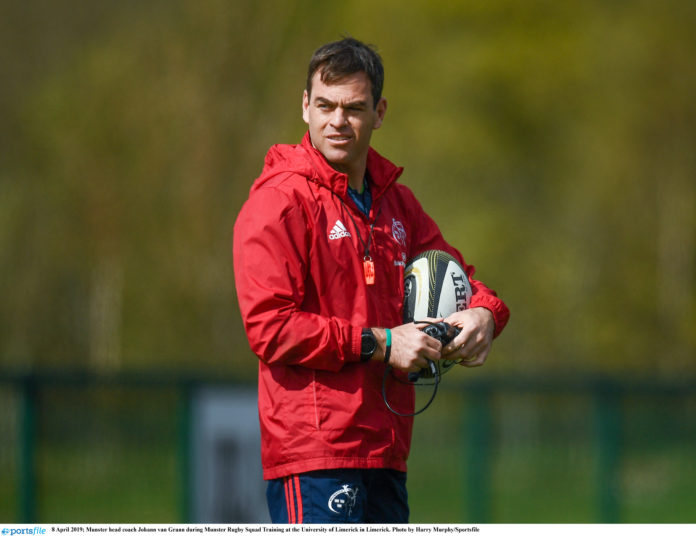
top-left (407, 387), bottom-right (696, 523)
top-left (2, 379), bottom-right (695, 523)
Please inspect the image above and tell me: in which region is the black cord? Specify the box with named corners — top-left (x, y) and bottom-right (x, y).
top-left (382, 360), bottom-right (440, 417)
top-left (380, 319), bottom-right (457, 416)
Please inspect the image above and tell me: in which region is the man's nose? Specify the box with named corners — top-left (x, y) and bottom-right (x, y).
top-left (329, 107), bottom-right (348, 127)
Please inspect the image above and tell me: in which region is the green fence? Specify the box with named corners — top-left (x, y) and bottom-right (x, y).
top-left (1, 371), bottom-right (694, 523)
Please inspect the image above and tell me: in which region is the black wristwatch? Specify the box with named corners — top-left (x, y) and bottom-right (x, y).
top-left (360, 328), bottom-right (377, 362)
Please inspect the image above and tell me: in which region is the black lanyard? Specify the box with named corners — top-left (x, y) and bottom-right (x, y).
top-left (336, 194), bottom-right (382, 285)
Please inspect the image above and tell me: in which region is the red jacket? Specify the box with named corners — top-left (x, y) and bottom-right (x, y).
top-left (233, 133), bottom-right (509, 479)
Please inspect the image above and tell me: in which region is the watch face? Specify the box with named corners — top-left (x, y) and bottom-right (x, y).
top-left (361, 330), bottom-right (377, 359)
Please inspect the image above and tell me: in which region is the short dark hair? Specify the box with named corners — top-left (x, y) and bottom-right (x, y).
top-left (306, 37), bottom-right (384, 109)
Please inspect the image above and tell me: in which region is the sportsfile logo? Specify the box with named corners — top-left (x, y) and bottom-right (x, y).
top-left (2, 529), bottom-right (46, 535)
top-left (328, 220), bottom-right (351, 240)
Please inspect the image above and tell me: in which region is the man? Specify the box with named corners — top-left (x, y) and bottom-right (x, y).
top-left (233, 37), bottom-right (509, 523)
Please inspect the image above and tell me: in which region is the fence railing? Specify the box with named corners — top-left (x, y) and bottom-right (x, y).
top-left (1, 370), bottom-right (694, 523)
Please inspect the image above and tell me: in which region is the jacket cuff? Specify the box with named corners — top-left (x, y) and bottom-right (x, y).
top-left (469, 294), bottom-right (510, 338)
top-left (348, 325), bottom-right (363, 363)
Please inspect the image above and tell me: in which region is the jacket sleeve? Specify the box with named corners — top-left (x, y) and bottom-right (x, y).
top-left (233, 185), bottom-right (361, 372)
top-left (403, 189), bottom-right (510, 338)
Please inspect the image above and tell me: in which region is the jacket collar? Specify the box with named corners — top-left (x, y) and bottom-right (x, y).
top-left (300, 132), bottom-right (403, 201)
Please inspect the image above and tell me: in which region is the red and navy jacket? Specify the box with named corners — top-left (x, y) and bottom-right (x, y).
top-left (233, 132), bottom-right (509, 479)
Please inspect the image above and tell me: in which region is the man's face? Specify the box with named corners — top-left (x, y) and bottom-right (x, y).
top-left (302, 70), bottom-right (387, 177)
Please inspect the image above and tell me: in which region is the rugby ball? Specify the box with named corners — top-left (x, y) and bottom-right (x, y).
top-left (403, 250), bottom-right (472, 323)
top-left (403, 250), bottom-right (472, 378)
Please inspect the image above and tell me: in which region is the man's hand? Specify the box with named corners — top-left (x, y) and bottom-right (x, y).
top-left (372, 322), bottom-right (442, 373)
top-left (441, 307), bottom-right (495, 367)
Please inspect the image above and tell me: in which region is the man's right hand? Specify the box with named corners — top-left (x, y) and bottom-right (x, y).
top-left (371, 323), bottom-right (442, 373)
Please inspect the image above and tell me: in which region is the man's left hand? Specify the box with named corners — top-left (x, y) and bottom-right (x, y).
top-left (441, 307), bottom-right (495, 367)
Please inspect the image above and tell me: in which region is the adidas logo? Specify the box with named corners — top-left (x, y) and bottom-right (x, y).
top-left (328, 220), bottom-right (351, 240)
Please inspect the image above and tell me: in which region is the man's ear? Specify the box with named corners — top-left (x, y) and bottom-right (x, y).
top-left (373, 97), bottom-right (387, 129)
top-left (302, 90), bottom-right (310, 124)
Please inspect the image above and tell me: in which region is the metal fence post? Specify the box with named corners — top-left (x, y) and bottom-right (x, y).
top-left (465, 383), bottom-right (492, 523)
top-left (595, 380), bottom-right (622, 523)
top-left (18, 375), bottom-right (37, 522)
top-left (178, 380), bottom-right (193, 523)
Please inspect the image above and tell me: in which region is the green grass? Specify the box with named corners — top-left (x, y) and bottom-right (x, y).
top-left (408, 441), bottom-right (696, 523)
top-left (37, 443), bottom-right (179, 523)
top-left (0, 480), bottom-right (17, 522)
top-left (621, 445), bottom-right (696, 523)
top-left (406, 389), bottom-right (696, 523)
top-left (8, 440), bottom-right (693, 524)
top-left (2, 385), bottom-right (183, 523)
top-left (3, 382), bottom-right (695, 523)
